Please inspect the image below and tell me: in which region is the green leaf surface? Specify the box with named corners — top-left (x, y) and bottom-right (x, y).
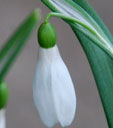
top-left (0, 9), bottom-right (41, 83)
top-left (42, 0), bottom-right (113, 127)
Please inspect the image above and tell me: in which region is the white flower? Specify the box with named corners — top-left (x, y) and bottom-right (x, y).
top-left (33, 45), bottom-right (76, 127)
top-left (0, 109), bottom-right (6, 128)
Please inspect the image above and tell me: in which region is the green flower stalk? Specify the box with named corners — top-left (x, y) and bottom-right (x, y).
top-left (44, 12), bottom-right (113, 59)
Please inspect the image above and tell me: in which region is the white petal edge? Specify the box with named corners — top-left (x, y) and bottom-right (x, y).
top-left (33, 46), bottom-right (60, 127)
top-left (51, 46), bottom-right (76, 127)
top-left (0, 109), bottom-right (6, 128)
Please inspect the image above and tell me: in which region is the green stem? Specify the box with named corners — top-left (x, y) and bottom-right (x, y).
top-left (45, 12), bottom-right (113, 59)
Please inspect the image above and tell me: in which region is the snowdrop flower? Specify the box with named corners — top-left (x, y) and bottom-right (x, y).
top-left (0, 82), bottom-right (8, 128)
top-left (33, 22), bottom-right (76, 127)
top-left (0, 109), bottom-right (6, 128)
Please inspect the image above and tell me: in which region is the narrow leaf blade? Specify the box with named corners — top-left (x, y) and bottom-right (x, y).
top-left (0, 9), bottom-right (41, 82)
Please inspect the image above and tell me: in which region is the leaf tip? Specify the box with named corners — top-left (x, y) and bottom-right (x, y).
top-left (31, 8), bottom-right (41, 23)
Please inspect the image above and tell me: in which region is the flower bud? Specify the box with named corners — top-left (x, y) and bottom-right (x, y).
top-left (38, 22), bottom-right (56, 48)
top-left (0, 82), bottom-right (8, 109)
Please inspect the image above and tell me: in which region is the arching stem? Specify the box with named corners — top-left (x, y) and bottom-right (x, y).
top-left (45, 12), bottom-right (113, 59)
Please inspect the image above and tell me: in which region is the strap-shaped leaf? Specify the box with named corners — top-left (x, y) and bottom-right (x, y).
top-left (42, 0), bottom-right (113, 127)
top-left (0, 9), bottom-right (41, 83)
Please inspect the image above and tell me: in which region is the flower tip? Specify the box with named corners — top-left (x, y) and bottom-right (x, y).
top-left (31, 8), bottom-right (41, 23)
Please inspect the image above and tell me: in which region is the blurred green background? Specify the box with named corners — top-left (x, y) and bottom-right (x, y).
top-left (0, 0), bottom-right (113, 128)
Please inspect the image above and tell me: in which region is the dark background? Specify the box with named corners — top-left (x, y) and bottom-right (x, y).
top-left (0, 0), bottom-right (113, 128)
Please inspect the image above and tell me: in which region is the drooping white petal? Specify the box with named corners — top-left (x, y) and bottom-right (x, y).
top-left (0, 109), bottom-right (6, 128)
top-left (33, 45), bottom-right (76, 127)
top-left (51, 49), bottom-right (76, 127)
top-left (33, 46), bottom-right (59, 127)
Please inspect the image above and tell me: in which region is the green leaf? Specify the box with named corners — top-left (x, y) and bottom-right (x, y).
top-left (42, 0), bottom-right (113, 127)
top-left (0, 9), bottom-right (41, 83)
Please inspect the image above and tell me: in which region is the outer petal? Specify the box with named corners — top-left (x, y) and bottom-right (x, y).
top-left (51, 50), bottom-right (76, 127)
top-left (0, 109), bottom-right (6, 128)
top-left (33, 46), bottom-right (59, 127)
